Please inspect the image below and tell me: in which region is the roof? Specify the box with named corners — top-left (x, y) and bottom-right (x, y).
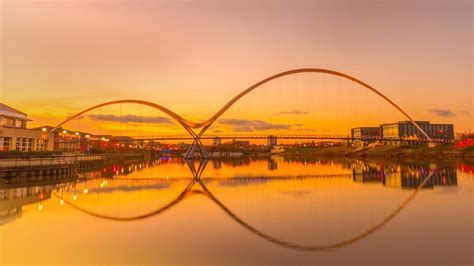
top-left (352, 127), bottom-right (380, 130)
top-left (0, 103), bottom-right (28, 120)
top-left (380, 121), bottom-right (430, 126)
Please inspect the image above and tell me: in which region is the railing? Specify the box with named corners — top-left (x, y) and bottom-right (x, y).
top-left (0, 156), bottom-right (78, 168)
top-left (0, 154), bottom-right (109, 168)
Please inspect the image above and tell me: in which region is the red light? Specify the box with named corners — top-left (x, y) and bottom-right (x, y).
top-left (455, 139), bottom-right (474, 148)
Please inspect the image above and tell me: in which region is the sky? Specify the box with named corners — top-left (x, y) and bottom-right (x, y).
top-left (0, 0), bottom-right (472, 137)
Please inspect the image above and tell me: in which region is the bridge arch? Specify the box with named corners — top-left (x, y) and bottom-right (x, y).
top-left (51, 99), bottom-right (198, 137)
top-left (196, 68), bottom-right (431, 141)
top-left (52, 68), bottom-right (433, 158)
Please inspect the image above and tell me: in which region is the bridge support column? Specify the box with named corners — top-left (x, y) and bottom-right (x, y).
top-left (184, 138), bottom-right (209, 159)
top-left (267, 135), bottom-right (277, 147)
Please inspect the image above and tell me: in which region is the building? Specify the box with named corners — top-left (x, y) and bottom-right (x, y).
top-left (212, 137), bottom-right (222, 146)
top-left (31, 126), bottom-right (121, 153)
top-left (0, 103), bottom-right (54, 151)
top-left (380, 121), bottom-right (454, 145)
top-left (351, 127), bottom-right (381, 147)
top-left (267, 135), bottom-right (277, 146)
top-left (223, 139), bottom-right (250, 147)
top-left (31, 126), bottom-right (104, 153)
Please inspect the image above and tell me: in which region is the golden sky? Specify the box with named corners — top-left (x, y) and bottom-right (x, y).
top-left (0, 0), bottom-right (472, 136)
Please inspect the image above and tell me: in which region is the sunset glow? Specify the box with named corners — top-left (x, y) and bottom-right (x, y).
top-left (1, 1), bottom-right (472, 137)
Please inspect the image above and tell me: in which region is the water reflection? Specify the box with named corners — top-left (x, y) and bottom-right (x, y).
top-left (0, 174), bottom-right (77, 225)
top-left (0, 156), bottom-right (468, 254)
top-left (352, 161), bottom-right (458, 188)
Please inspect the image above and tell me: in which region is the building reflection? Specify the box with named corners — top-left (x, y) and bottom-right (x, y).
top-left (0, 174), bottom-right (76, 225)
top-left (352, 162), bottom-right (458, 189)
top-left (212, 160), bottom-right (222, 170)
top-left (0, 156), bottom-right (464, 227)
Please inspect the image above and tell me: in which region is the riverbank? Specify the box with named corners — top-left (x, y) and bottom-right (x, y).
top-left (0, 153), bottom-right (147, 179)
top-left (281, 143), bottom-right (474, 159)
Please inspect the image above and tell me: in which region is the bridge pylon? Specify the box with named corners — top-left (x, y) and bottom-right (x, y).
top-left (184, 138), bottom-right (210, 159)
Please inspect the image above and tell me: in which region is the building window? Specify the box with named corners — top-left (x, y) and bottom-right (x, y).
top-left (0, 137), bottom-right (11, 151)
top-left (15, 138), bottom-right (33, 152)
top-left (4, 117), bottom-right (14, 127)
top-left (0, 190), bottom-right (7, 200)
top-left (37, 139), bottom-right (48, 151)
top-left (22, 138), bottom-right (28, 151)
top-left (15, 138), bottom-right (21, 151)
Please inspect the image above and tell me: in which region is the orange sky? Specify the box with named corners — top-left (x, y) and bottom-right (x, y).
top-left (0, 0), bottom-right (472, 136)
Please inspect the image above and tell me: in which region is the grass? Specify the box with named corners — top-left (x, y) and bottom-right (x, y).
top-left (282, 142), bottom-right (474, 158)
top-left (461, 145), bottom-right (474, 152)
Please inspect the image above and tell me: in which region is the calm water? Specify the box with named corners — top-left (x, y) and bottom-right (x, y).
top-left (0, 156), bottom-right (472, 265)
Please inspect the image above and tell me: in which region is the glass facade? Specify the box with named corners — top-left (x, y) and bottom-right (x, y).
top-left (379, 121), bottom-right (454, 144)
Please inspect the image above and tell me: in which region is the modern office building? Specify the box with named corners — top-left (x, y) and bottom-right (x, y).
top-left (380, 121), bottom-right (454, 145)
top-left (0, 103), bottom-right (54, 151)
top-left (352, 121), bottom-right (454, 146)
top-left (351, 127), bottom-right (381, 147)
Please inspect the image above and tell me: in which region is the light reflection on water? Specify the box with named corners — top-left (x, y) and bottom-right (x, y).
top-left (0, 156), bottom-right (472, 265)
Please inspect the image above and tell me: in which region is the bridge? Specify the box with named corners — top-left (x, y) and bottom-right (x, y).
top-left (54, 134), bottom-right (448, 145)
top-left (52, 68), bottom-right (439, 158)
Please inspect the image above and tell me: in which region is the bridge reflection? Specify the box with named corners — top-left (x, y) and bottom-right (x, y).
top-left (0, 157), bottom-right (464, 251)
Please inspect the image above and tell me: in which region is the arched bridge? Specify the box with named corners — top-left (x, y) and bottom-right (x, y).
top-left (53, 68), bottom-right (434, 158)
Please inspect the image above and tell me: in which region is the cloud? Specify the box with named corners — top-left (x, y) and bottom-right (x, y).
top-left (217, 179), bottom-right (270, 187)
top-left (457, 109), bottom-right (471, 116)
top-left (218, 118), bottom-right (292, 132)
top-left (88, 114), bottom-right (173, 124)
top-left (278, 189), bottom-right (312, 197)
top-left (89, 183), bottom-right (171, 193)
top-left (211, 129), bottom-right (223, 133)
top-left (275, 110), bottom-right (308, 115)
top-left (427, 109), bottom-right (457, 118)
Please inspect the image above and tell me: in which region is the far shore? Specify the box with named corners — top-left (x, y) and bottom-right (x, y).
top-left (0, 143), bottom-right (472, 162)
top-left (274, 143), bottom-right (474, 160)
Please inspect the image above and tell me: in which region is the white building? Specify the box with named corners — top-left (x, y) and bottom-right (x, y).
top-left (0, 103), bottom-right (54, 151)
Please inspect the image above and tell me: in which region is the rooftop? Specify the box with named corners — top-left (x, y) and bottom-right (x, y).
top-left (0, 103), bottom-right (28, 120)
